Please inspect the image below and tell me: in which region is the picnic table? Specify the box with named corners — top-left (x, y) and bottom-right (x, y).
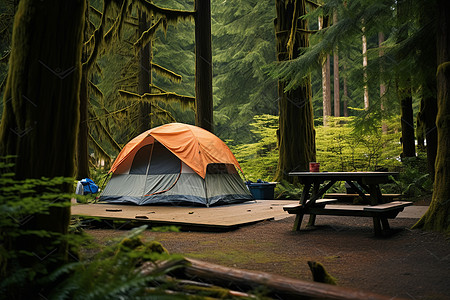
top-left (283, 172), bottom-right (412, 236)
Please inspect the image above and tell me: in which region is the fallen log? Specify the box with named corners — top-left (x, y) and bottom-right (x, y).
top-left (181, 258), bottom-right (403, 300)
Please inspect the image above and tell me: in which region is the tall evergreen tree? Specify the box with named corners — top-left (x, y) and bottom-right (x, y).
top-left (212, 0), bottom-right (276, 144)
top-left (274, 0), bottom-right (316, 182)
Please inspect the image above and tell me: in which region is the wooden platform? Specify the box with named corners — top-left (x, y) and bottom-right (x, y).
top-left (71, 200), bottom-right (295, 231)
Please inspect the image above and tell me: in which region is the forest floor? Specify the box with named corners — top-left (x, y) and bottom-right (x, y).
top-left (85, 199), bottom-right (450, 300)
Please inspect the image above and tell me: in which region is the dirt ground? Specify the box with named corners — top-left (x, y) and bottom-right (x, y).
top-left (86, 210), bottom-right (450, 300)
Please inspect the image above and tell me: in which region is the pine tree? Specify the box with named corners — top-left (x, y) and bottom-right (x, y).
top-left (212, 0), bottom-right (276, 144)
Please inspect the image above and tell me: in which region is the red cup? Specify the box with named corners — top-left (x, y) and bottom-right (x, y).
top-left (309, 162), bottom-right (320, 172)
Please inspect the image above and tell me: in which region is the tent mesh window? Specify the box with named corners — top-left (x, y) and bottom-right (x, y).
top-left (206, 163), bottom-right (238, 174)
top-left (129, 144), bottom-right (152, 174)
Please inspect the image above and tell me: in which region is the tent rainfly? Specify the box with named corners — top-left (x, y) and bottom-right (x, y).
top-left (99, 123), bottom-right (254, 206)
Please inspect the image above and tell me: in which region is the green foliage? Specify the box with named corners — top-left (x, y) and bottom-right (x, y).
top-left (212, 0), bottom-right (277, 144)
top-left (235, 115), bottom-right (402, 176)
top-left (233, 115), bottom-right (406, 197)
top-left (45, 226), bottom-right (186, 300)
top-left (387, 153), bottom-right (433, 199)
top-left (0, 157), bottom-right (76, 295)
top-left (0, 160), bottom-right (189, 299)
top-left (0, 158), bottom-right (72, 245)
top-left (315, 116), bottom-right (402, 172)
top-left (231, 114), bottom-right (279, 182)
top-left (150, 225), bottom-right (180, 232)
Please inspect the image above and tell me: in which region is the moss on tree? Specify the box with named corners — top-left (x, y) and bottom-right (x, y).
top-left (274, 0), bottom-right (316, 182)
top-left (0, 0), bottom-right (85, 291)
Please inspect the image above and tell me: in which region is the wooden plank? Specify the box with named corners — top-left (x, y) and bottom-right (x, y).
top-left (307, 198), bottom-right (339, 205)
top-left (285, 204), bottom-right (406, 218)
top-left (323, 205), bottom-right (366, 211)
top-left (363, 201), bottom-right (412, 212)
top-left (324, 193), bottom-right (402, 199)
top-left (283, 199), bottom-right (338, 213)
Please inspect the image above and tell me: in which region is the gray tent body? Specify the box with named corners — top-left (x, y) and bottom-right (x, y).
top-left (100, 141), bottom-right (254, 206)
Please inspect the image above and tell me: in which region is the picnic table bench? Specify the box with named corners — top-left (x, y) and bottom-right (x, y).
top-left (284, 200), bottom-right (412, 236)
top-left (285, 172), bottom-right (412, 236)
top-left (323, 193), bottom-right (402, 203)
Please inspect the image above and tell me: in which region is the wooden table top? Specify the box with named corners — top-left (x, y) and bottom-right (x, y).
top-left (289, 171), bottom-right (398, 178)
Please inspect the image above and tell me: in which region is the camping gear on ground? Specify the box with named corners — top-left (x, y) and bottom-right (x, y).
top-left (99, 123), bottom-right (254, 206)
top-left (246, 179), bottom-right (277, 200)
top-left (76, 178), bottom-right (99, 195)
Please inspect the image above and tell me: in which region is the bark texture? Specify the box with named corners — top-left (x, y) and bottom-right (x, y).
top-left (76, 69), bottom-right (90, 179)
top-left (0, 0), bottom-right (84, 286)
top-left (397, 0), bottom-right (415, 158)
top-left (362, 30), bottom-right (369, 109)
top-left (416, 1), bottom-right (438, 181)
top-left (194, 0), bottom-right (213, 132)
top-left (400, 88), bottom-right (416, 157)
top-left (414, 0), bottom-right (450, 233)
top-left (319, 16), bottom-right (331, 125)
top-left (274, 0), bottom-right (316, 182)
top-left (138, 9), bottom-right (152, 132)
top-left (333, 10), bottom-right (340, 117)
top-left (76, 6), bottom-right (91, 180)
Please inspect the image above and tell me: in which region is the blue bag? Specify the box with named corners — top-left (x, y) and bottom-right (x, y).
top-left (80, 178), bottom-right (99, 194)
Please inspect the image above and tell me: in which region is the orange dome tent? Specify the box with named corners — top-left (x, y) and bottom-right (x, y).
top-left (100, 123), bottom-right (253, 206)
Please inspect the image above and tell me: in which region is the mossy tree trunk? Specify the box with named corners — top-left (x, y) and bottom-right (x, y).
top-left (0, 0), bottom-right (84, 282)
top-left (76, 5), bottom-right (91, 180)
top-left (194, 0), bottom-right (213, 132)
top-left (414, 0), bottom-right (450, 233)
top-left (138, 9), bottom-right (152, 132)
top-left (76, 69), bottom-right (90, 180)
top-left (274, 0), bottom-right (316, 182)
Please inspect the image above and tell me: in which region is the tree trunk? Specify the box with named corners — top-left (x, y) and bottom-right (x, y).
top-left (399, 90), bottom-right (416, 157)
top-left (362, 28), bottom-right (369, 110)
top-left (0, 0), bottom-right (84, 291)
top-left (414, 0), bottom-right (450, 233)
top-left (76, 5), bottom-right (91, 180)
top-left (138, 9), bottom-right (152, 132)
top-left (379, 32), bottom-right (388, 134)
top-left (76, 69), bottom-right (90, 179)
top-left (194, 0), bottom-right (213, 132)
top-left (319, 16), bottom-right (331, 125)
top-left (416, 1), bottom-right (438, 182)
top-left (343, 60), bottom-right (349, 117)
top-left (333, 10), bottom-right (340, 117)
top-left (274, 0), bottom-right (316, 182)
top-left (397, 0), bottom-right (415, 158)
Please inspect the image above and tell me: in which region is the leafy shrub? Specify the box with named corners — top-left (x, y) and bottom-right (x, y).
top-left (231, 115), bottom-right (423, 198)
top-left (0, 158), bottom-right (185, 299)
